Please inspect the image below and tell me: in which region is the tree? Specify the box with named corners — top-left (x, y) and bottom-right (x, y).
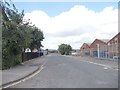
top-left (30, 26), bottom-right (44, 50)
top-left (58, 44), bottom-right (72, 55)
top-left (65, 45), bottom-right (72, 55)
top-left (2, 0), bottom-right (26, 69)
top-left (1, 0), bottom-right (44, 69)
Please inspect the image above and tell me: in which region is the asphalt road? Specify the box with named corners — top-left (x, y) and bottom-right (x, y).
top-left (10, 54), bottom-right (118, 88)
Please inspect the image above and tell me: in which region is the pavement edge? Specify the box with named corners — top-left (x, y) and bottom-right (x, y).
top-left (0, 65), bottom-right (41, 89)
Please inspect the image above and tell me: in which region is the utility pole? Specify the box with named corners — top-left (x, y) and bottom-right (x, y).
top-left (97, 44), bottom-right (100, 58)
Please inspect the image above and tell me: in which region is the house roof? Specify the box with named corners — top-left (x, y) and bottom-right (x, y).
top-left (107, 32), bottom-right (120, 43)
top-left (85, 43), bottom-right (91, 46)
top-left (82, 43), bottom-right (91, 47)
top-left (80, 43), bottom-right (90, 50)
top-left (99, 39), bottom-right (110, 43)
top-left (90, 39), bottom-right (107, 47)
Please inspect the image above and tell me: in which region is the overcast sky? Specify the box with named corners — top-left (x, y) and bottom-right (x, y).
top-left (14, 2), bottom-right (118, 49)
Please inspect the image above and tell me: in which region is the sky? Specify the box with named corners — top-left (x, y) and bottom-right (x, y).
top-left (14, 2), bottom-right (118, 49)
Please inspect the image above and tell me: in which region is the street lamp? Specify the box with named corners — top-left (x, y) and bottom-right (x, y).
top-left (97, 44), bottom-right (100, 58)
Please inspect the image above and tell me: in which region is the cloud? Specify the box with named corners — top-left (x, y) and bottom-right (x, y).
top-left (23, 5), bottom-right (118, 49)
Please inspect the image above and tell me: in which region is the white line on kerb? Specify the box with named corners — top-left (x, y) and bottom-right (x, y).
top-left (2, 61), bottom-right (47, 89)
top-left (2, 67), bottom-right (43, 89)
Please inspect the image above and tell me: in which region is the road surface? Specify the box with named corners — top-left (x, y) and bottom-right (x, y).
top-left (10, 54), bottom-right (118, 88)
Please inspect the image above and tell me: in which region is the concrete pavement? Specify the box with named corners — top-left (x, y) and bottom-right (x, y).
top-left (67, 56), bottom-right (118, 70)
top-left (1, 56), bottom-right (46, 88)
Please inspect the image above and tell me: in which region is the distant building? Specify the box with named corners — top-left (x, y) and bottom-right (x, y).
top-left (25, 48), bottom-right (31, 53)
top-left (32, 48), bottom-right (38, 52)
top-left (107, 32), bottom-right (120, 59)
top-left (80, 43), bottom-right (91, 56)
top-left (80, 32), bottom-right (120, 60)
top-left (41, 49), bottom-right (48, 55)
top-left (89, 39), bottom-right (107, 57)
top-left (98, 39), bottom-right (110, 58)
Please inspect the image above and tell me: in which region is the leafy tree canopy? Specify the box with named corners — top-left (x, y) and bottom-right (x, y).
top-left (58, 44), bottom-right (72, 55)
top-left (1, 0), bottom-right (44, 69)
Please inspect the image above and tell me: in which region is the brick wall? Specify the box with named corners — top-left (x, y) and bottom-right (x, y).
top-left (90, 39), bottom-right (107, 57)
top-left (80, 43), bottom-right (90, 56)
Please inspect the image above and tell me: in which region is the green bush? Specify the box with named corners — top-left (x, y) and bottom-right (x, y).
top-left (2, 42), bottom-right (22, 70)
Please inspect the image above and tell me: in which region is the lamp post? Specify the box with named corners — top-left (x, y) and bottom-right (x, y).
top-left (97, 44), bottom-right (100, 58)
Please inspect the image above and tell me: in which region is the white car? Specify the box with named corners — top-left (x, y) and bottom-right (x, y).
top-left (71, 52), bottom-right (78, 56)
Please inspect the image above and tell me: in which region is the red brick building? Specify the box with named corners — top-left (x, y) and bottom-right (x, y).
top-left (89, 39), bottom-right (108, 57)
top-left (80, 43), bottom-right (91, 56)
top-left (107, 32), bottom-right (120, 59)
top-left (80, 33), bottom-right (120, 59)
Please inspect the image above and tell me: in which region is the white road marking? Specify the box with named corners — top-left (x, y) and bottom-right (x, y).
top-left (66, 56), bottom-right (118, 71)
top-left (104, 67), bottom-right (108, 70)
top-left (2, 61), bottom-right (47, 89)
top-left (2, 67), bottom-right (43, 89)
top-left (79, 60), bottom-right (118, 70)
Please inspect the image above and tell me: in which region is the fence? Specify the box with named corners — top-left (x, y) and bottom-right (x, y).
top-left (80, 43), bottom-right (120, 60)
top-left (22, 52), bottom-right (43, 62)
top-left (97, 43), bottom-right (119, 60)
